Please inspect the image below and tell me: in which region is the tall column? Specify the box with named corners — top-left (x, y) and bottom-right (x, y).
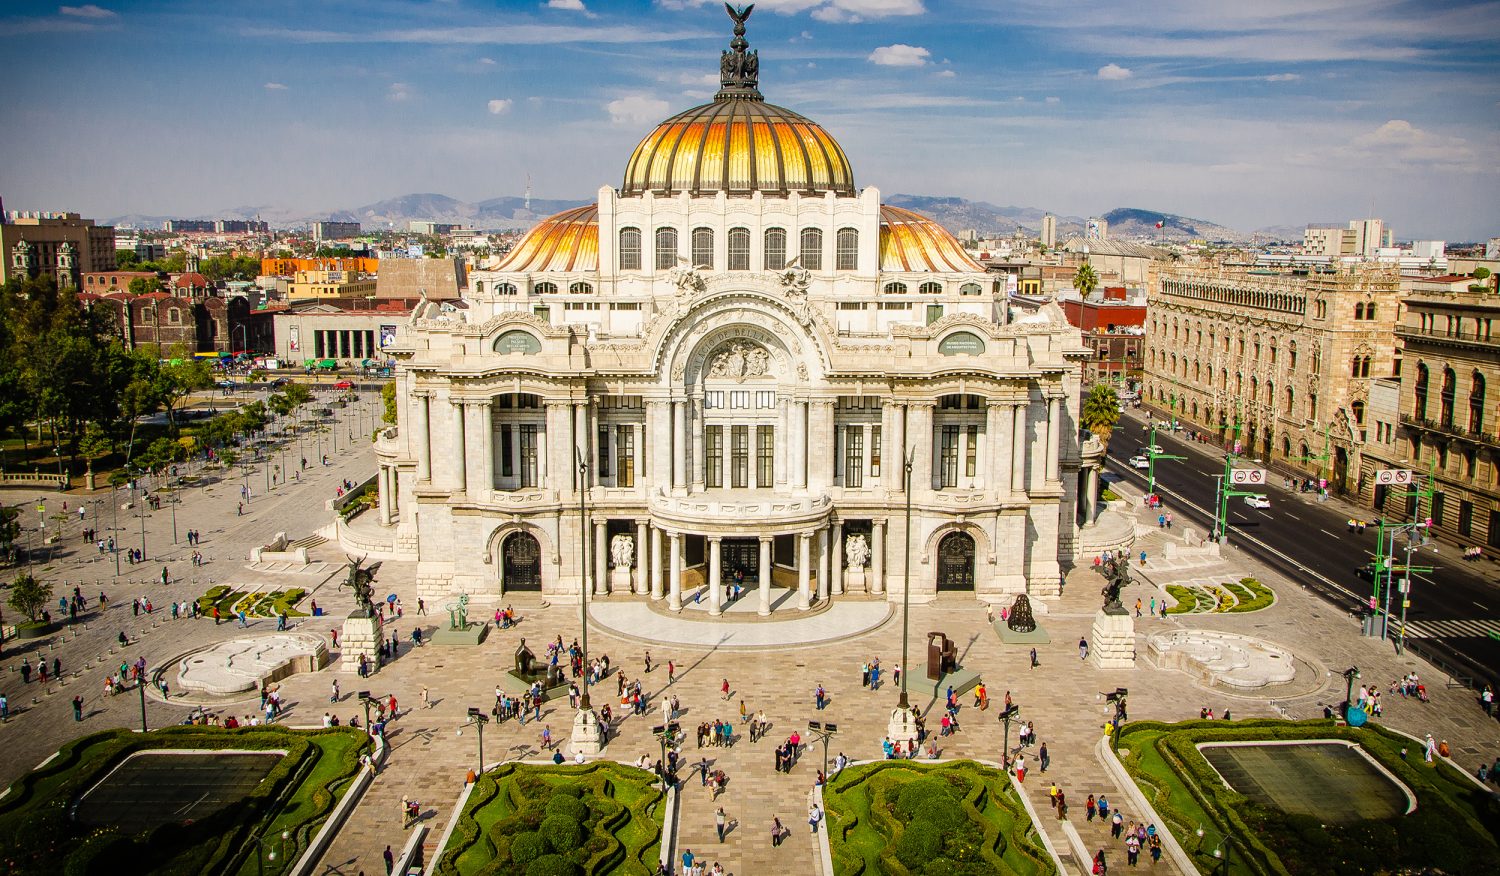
top-left (594, 519), bottom-right (608, 596)
top-left (792, 401), bottom-right (808, 489)
top-left (574, 402), bottom-right (588, 490)
top-left (708, 536), bottom-right (723, 616)
top-left (648, 401), bottom-right (670, 489)
top-left (893, 404), bottom-right (907, 491)
top-left (635, 520), bottom-right (649, 594)
top-left (882, 402), bottom-right (901, 491)
top-left (996, 402), bottom-right (1016, 496)
top-left (985, 401), bottom-right (1003, 492)
top-left (810, 401), bottom-right (835, 489)
top-left (1046, 394), bottom-right (1062, 483)
top-left (871, 519), bottom-right (886, 595)
top-left (476, 401), bottom-right (495, 496)
top-left (546, 402), bottom-right (570, 492)
top-left (650, 526), bottom-right (664, 600)
top-left (910, 402), bottom-right (934, 492)
top-left (379, 466), bottom-right (394, 524)
top-left (1011, 401), bottom-right (1028, 496)
top-left (413, 393), bottom-right (432, 482)
top-left (830, 519), bottom-right (844, 596)
top-left (797, 532), bottom-right (812, 610)
top-left (816, 528), bottom-right (830, 603)
top-left (589, 400), bottom-right (602, 488)
top-left (668, 532), bottom-right (683, 611)
top-left (775, 397), bottom-right (790, 487)
top-left (690, 396), bottom-right (705, 491)
top-left (671, 401), bottom-right (686, 490)
top-left (451, 399), bottom-right (467, 493)
top-left (757, 536), bottom-right (772, 616)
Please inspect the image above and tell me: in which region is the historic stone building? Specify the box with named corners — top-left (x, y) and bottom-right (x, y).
top-left (1143, 263), bottom-right (1402, 492)
top-left (361, 17), bottom-right (1092, 610)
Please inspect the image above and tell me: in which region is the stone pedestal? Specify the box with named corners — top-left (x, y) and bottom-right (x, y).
top-left (887, 706), bottom-right (920, 746)
top-left (339, 612), bottom-right (383, 674)
top-left (610, 567), bottom-right (632, 596)
top-left (1088, 609), bottom-right (1136, 669)
top-left (844, 567), bottom-right (866, 594)
top-left (570, 707), bottom-right (605, 755)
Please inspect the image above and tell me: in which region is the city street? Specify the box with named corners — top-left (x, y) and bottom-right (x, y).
top-left (1107, 408), bottom-right (1500, 681)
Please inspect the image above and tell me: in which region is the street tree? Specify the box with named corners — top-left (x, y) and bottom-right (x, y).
top-left (147, 343), bottom-right (212, 434)
top-left (1081, 384), bottom-right (1121, 444)
top-left (1073, 262), bottom-right (1099, 299)
top-left (8, 573), bottom-right (52, 623)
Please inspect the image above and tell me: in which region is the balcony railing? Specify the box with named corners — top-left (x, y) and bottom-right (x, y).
top-left (1399, 413), bottom-right (1496, 444)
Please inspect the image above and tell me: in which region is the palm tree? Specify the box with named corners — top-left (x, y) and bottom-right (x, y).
top-left (1073, 262), bottom-right (1099, 299)
top-left (1081, 384), bottom-right (1120, 444)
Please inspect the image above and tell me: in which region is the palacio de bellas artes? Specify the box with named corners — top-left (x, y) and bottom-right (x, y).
top-left (356, 11), bottom-right (1101, 624)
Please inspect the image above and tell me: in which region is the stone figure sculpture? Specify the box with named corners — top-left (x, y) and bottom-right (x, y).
top-left (341, 555), bottom-right (381, 617)
top-left (1007, 594), bottom-right (1038, 633)
top-left (1100, 555), bottom-right (1130, 613)
top-left (446, 593), bottom-right (470, 630)
top-left (708, 341), bottom-right (771, 381)
top-left (845, 533), bottom-right (870, 568)
top-left (611, 533), bottom-right (635, 569)
top-left (515, 638), bottom-right (535, 676)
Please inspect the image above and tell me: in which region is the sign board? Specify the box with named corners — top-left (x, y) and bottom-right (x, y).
top-left (288, 325), bottom-right (300, 353)
top-left (1229, 468), bottom-right (1267, 485)
top-left (379, 324), bottom-right (398, 349)
top-left (1375, 469), bottom-right (1413, 485)
top-left (493, 330), bottom-right (542, 356)
top-left (937, 331), bottom-right (985, 356)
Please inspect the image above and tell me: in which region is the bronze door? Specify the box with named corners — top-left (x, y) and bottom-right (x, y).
top-left (503, 532), bottom-right (542, 590)
top-left (721, 539), bottom-right (759, 582)
top-left (936, 531), bottom-right (975, 591)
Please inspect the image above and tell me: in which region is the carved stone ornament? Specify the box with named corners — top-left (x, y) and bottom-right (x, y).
top-left (610, 533), bottom-right (635, 569)
top-left (845, 533), bottom-right (870, 568)
top-left (779, 264), bottom-right (811, 295)
top-left (707, 340), bottom-right (772, 382)
top-left (668, 261), bottom-right (707, 294)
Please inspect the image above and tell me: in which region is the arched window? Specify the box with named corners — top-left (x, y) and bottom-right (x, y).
top-left (167, 308), bottom-right (181, 324)
top-left (1351, 356), bottom-right (1362, 377)
top-left (1354, 303), bottom-right (1366, 320)
top-left (1307, 392), bottom-right (1317, 421)
top-left (727, 227), bottom-right (750, 271)
top-left (473, 281), bottom-right (484, 295)
top-left (883, 282), bottom-right (908, 295)
top-left (1266, 379), bottom-right (1274, 406)
top-left (835, 227), bottom-right (858, 270)
top-left (1282, 436), bottom-right (1291, 458)
top-left (618, 227), bottom-right (641, 270)
top-left (569, 282), bottom-right (593, 294)
top-left (1470, 371), bottom-right (1487, 433)
top-left (534, 281), bottom-right (558, 295)
top-left (1414, 362), bottom-right (1429, 420)
top-left (1288, 340), bottom-right (1297, 370)
top-left (1366, 303), bottom-right (1377, 320)
top-left (691, 227), bottom-right (714, 268)
top-left (1352, 400), bottom-right (1365, 425)
top-left (1285, 386), bottom-right (1294, 411)
top-left (799, 228), bottom-right (823, 270)
top-left (919, 281), bottom-right (943, 295)
top-left (763, 228), bottom-right (787, 271)
top-left (1440, 366), bottom-right (1457, 427)
top-left (959, 282), bottom-right (982, 296)
top-left (654, 227), bottom-right (678, 270)
top-left (496, 283), bottom-right (517, 296)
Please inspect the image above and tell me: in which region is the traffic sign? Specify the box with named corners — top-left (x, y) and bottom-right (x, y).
top-left (1229, 468), bottom-right (1267, 485)
top-left (1375, 469), bottom-right (1413, 485)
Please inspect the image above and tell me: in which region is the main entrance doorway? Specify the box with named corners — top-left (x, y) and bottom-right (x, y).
top-left (502, 532), bottom-right (542, 591)
top-left (721, 538), bottom-right (760, 582)
top-left (936, 531), bottom-right (975, 591)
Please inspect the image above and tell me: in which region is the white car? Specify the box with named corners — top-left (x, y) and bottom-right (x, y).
top-left (1128, 455), bottom-right (1150, 470)
top-left (1242, 494), bottom-right (1271, 509)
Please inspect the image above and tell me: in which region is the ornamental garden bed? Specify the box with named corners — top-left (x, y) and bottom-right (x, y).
top-left (0, 725), bottom-right (369, 876)
top-left (197, 585), bottom-right (308, 618)
top-left (1116, 719), bottom-right (1500, 876)
top-left (436, 761), bottom-right (664, 876)
top-left (1166, 577), bottom-right (1274, 615)
top-left (823, 760), bottom-right (1055, 876)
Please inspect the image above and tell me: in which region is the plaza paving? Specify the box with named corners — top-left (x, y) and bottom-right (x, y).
top-left (3, 405), bottom-right (1498, 876)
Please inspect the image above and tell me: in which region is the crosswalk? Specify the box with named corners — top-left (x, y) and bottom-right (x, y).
top-left (1401, 618), bottom-right (1500, 639)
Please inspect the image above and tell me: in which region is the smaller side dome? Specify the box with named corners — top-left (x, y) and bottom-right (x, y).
top-left (879, 206), bottom-right (984, 273)
top-left (494, 205), bottom-right (599, 273)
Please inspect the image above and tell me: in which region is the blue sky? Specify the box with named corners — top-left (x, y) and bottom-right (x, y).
top-left (1, 0), bottom-right (1497, 238)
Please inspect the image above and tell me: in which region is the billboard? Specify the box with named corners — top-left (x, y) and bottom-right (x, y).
top-left (379, 325), bottom-right (398, 349)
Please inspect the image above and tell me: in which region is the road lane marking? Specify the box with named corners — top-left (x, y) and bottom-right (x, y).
top-left (1319, 529), bottom-right (1338, 538)
top-left (1285, 514), bottom-right (1301, 521)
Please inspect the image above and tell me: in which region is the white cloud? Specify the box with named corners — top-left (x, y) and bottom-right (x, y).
top-left (264, 82), bottom-right (288, 90)
top-left (388, 82), bottom-right (413, 102)
top-left (606, 94), bottom-right (671, 126)
top-left (1347, 119), bottom-right (1476, 168)
top-left (546, 0), bottom-right (587, 10)
top-left (1264, 73), bottom-right (1301, 82)
top-left (1097, 63), bottom-right (1132, 80)
top-left (59, 4), bottom-right (115, 18)
top-left (487, 98), bottom-right (514, 114)
top-left (1045, 96), bottom-right (1061, 103)
top-left (479, 57), bottom-right (497, 65)
top-left (935, 69), bottom-right (956, 79)
top-left (661, 0), bottom-right (923, 21)
top-left (869, 44), bottom-right (930, 67)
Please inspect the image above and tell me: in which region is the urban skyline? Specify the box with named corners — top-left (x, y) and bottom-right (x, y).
top-left (0, 0), bottom-right (1497, 238)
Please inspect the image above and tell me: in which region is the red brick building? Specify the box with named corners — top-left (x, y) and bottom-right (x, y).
top-left (1061, 298), bottom-right (1147, 386)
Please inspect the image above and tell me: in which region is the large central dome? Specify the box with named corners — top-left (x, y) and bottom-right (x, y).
top-left (620, 6), bottom-right (854, 198)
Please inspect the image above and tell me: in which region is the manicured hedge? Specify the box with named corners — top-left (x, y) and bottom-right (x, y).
top-left (437, 762), bottom-right (663, 876)
top-left (823, 760), bottom-right (1055, 876)
top-left (1117, 719), bottom-right (1500, 876)
top-left (0, 726), bottom-right (369, 876)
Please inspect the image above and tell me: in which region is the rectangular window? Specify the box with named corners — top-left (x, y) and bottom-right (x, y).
top-left (519, 425), bottom-right (537, 487)
top-left (800, 228), bottom-right (823, 270)
top-left (704, 391), bottom-right (725, 410)
top-left (940, 425), bottom-right (959, 488)
top-left (966, 425), bottom-right (979, 478)
top-left (845, 425), bottom-right (864, 488)
top-left (655, 227), bottom-right (678, 270)
top-left (705, 426), bottom-right (723, 489)
top-left (835, 227), bottom-right (858, 270)
top-left (757, 426), bottom-right (774, 486)
top-left (597, 425), bottom-right (611, 478)
top-left (728, 227), bottom-right (751, 271)
top-left (500, 425), bottom-right (514, 478)
top-left (730, 425), bottom-right (749, 489)
top-left (764, 228), bottom-right (787, 271)
top-left (756, 390), bottom-right (776, 409)
top-left (692, 227), bottom-right (714, 269)
top-left (616, 425), bottom-right (635, 488)
top-left (870, 425), bottom-right (882, 478)
top-left (619, 227), bottom-right (641, 271)
top-left (730, 391), bottom-right (750, 409)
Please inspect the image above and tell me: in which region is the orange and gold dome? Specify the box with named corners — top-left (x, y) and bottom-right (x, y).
top-left (622, 99), bottom-right (855, 198)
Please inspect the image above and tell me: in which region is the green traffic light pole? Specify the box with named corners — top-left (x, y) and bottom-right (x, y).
top-left (1145, 422), bottom-right (1186, 496)
top-left (1369, 463), bottom-right (1436, 649)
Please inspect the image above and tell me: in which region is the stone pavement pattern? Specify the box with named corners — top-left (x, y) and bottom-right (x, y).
top-left (4, 391), bottom-right (1499, 876)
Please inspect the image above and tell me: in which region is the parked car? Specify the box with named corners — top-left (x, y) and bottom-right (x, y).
top-left (1242, 494), bottom-right (1271, 509)
top-left (1128, 455), bottom-right (1150, 470)
top-left (216, 380), bottom-right (237, 390)
top-left (333, 379), bottom-right (354, 389)
top-left (270, 377), bottom-right (291, 388)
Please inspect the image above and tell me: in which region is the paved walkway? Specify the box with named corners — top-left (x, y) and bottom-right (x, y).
top-left (590, 598), bottom-right (893, 649)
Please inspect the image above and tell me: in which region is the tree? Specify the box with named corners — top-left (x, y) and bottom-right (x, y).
top-left (381, 381), bottom-right (397, 425)
top-left (115, 249), bottom-right (140, 267)
top-left (1073, 262), bottom-right (1100, 299)
top-left (1081, 384), bottom-right (1121, 443)
top-left (147, 343), bottom-right (212, 434)
top-left (127, 276), bottom-right (160, 295)
top-left (8, 573), bottom-right (52, 623)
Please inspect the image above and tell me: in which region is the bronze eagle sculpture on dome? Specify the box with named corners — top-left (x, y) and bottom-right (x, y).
top-left (726, 3), bottom-right (754, 32)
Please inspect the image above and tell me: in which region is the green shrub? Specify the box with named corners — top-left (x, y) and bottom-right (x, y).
top-left (510, 831), bottom-right (546, 865)
top-left (524, 854), bottom-right (582, 876)
top-left (539, 814), bottom-right (583, 854)
top-left (914, 796), bottom-right (967, 832)
top-left (895, 820), bottom-right (943, 868)
top-left (545, 794), bottom-right (588, 821)
top-left (894, 778), bottom-right (958, 820)
top-left (552, 782), bottom-right (584, 798)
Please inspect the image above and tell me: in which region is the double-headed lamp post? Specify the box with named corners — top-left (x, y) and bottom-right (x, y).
top-left (998, 704), bottom-right (1021, 769)
top-left (898, 447), bottom-right (916, 711)
top-left (807, 720), bottom-right (839, 782)
top-left (249, 829), bottom-right (292, 876)
top-left (458, 707), bottom-right (489, 776)
top-left (651, 722), bottom-right (680, 791)
top-left (576, 449), bottom-right (592, 713)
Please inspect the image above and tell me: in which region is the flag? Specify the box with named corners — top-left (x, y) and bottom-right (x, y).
top-left (1154, 220), bottom-right (1164, 228)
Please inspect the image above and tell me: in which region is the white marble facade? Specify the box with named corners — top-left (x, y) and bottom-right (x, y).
top-left (367, 24), bottom-right (1091, 612)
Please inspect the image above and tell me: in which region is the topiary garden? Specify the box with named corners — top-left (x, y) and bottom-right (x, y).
top-left (823, 760), bottom-right (1054, 876)
top-left (436, 762), bottom-right (664, 876)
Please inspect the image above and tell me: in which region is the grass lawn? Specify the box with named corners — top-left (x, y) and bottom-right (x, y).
top-left (1117, 719), bottom-right (1500, 876)
top-left (823, 760), bottom-right (1055, 876)
top-left (1165, 584), bottom-right (1198, 614)
top-left (198, 585), bottom-right (308, 618)
top-left (437, 761), bottom-right (664, 876)
top-left (0, 726), bottom-right (369, 876)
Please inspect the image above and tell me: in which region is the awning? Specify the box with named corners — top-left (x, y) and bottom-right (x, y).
top-left (318, 359), bottom-right (338, 369)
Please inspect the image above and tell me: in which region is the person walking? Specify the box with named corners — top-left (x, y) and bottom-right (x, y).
top-left (1039, 741), bottom-right (1050, 772)
top-left (721, 678), bottom-right (730, 700)
top-left (1079, 638), bottom-right (1089, 660)
top-left (1030, 647), bottom-right (1038, 669)
top-left (383, 845), bottom-right (394, 875)
top-left (771, 815), bottom-right (785, 847)
top-left (715, 806), bottom-right (727, 843)
top-left (668, 660), bottom-right (676, 685)
top-left (72, 695), bottom-right (84, 721)
top-left (421, 687), bottom-right (431, 709)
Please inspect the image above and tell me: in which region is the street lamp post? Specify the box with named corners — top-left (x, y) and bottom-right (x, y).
top-left (651, 722), bottom-right (680, 791)
top-left (169, 484), bottom-right (178, 545)
top-left (898, 447), bottom-right (915, 711)
top-left (576, 449), bottom-right (592, 712)
top-left (138, 666), bottom-right (149, 732)
top-left (248, 829), bottom-right (292, 876)
top-left (459, 707), bottom-right (489, 775)
top-left (111, 484), bottom-right (120, 576)
top-left (807, 720), bottom-right (838, 782)
top-left (1341, 666), bottom-right (1360, 721)
top-left (998, 704), bottom-right (1020, 769)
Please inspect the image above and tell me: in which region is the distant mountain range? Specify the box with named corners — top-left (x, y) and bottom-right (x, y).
top-left (108, 193), bottom-right (1299, 243)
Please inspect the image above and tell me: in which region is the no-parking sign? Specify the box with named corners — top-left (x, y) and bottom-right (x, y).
top-left (1375, 469), bottom-right (1413, 485)
top-left (1229, 468), bottom-right (1267, 485)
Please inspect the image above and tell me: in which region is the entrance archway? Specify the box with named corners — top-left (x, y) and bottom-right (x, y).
top-left (502, 531), bottom-right (542, 591)
top-left (936, 531), bottom-right (975, 591)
